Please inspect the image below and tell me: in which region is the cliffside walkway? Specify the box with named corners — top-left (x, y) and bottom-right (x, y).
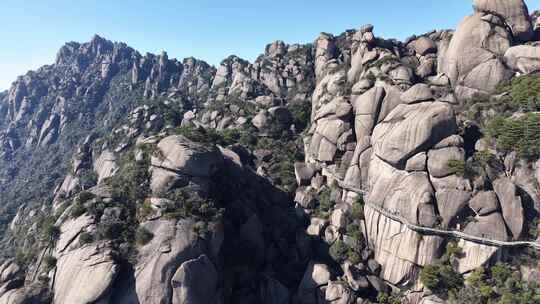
top-left (327, 173), bottom-right (540, 250)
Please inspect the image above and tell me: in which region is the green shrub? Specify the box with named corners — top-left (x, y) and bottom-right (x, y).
top-left (137, 200), bottom-right (155, 220)
top-left (377, 292), bottom-right (402, 304)
top-left (490, 263), bottom-right (513, 288)
top-left (485, 113), bottom-right (540, 159)
top-left (289, 102), bottom-right (312, 131)
top-left (346, 223), bottom-right (364, 249)
top-left (193, 221), bottom-right (211, 238)
top-left (449, 263), bottom-right (540, 304)
top-left (497, 75), bottom-right (540, 111)
top-left (135, 226), bottom-right (154, 246)
top-left (314, 187), bottom-right (334, 219)
top-left (110, 149), bottom-right (150, 203)
top-left (173, 126), bottom-right (242, 147)
top-left (43, 255), bottom-right (57, 271)
top-left (443, 241), bottom-right (463, 260)
top-left (79, 170), bottom-right (98, 189)
top-left (70, 202), bottom-right (87, 218)
top-left (351, 196), bottom-right (365, 220)
top-left (162, 190), bottom-right (224, 224)
top-left (347, 250), bottom-right (361, 265)
top-left (79, 232), bottom-right (94, 245)
top-left (15, 248), bottom-right (37, 267)
top-left (77, 191), bottom-right (95, 204)
top-left (420, 263), bottom-right (463, 295)
top-left (447, 159), bottom-right (466, 176)
top-left (41, 217), bottom-right (61, 243)
top-left (329, 240), bottom-right (348, 262)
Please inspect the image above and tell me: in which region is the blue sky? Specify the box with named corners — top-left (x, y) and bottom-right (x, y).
top-left (1, 0), bottom-right (540, 90)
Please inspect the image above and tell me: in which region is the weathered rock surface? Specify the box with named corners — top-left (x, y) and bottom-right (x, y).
top-left (493, 178), bottom-right (524, 240)
top-left (54, 243), bottom-right (118, 304)
top-left (441, 11), bottom-right (513, 96)
top-left (150, 136), bottom-right (223, 194)
top-left (297, 262), bottom-right (331, 304)
top-left (171, 255), bottom-right (219, 304)
top-left (372, 102), bottom-right (457, 168)
top-left (365, 205), bottom-right (443, 285)
top-left (469, 191), bottom-right (500, 216)
top-left (116, 219), bottom-right (209, 304)
top-left (473, 0), bottom-right (533, 42)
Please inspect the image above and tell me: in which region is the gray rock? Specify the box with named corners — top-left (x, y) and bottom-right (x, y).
top-left (372, 102), bottom-right (457, 168)
top-left (150, 135), bottom-right (223, 194)
top-left (504, 45), bottom-right (540, 74)
top-left (368, 156), bottom-right (436, 225)
top-left (473, 0), bottom-right (533, 42)
top-left (469, 191), bottom-right (500, 216)
top-left (441, 13), bottom-right (512, 94)
top-left (493, 178), bottom-right (524, 240)
top-left (343, 263), bottom-right (370, 292)
top-left (401, 84), bottom-right (433, 104)
top-left (331, 209), bottom-right (348, 230)
top-left (171, 255), bottom-right (218, 304)
top-left (352, 86), bottom-right (385, 152)
top-left (409, 36), bottom-right (437, 56)
top-left (295, 187), bottom-right (317, 209)
top-left (366, 275), bottom-right (389, 293)
top-left (297, 262), bottom-right (331, 304)
top-left (427, 146), bottom-right (465, 178)
top-left (464, 212), bottom-right (509, 241)
top-left (115, 219), bottom-right (216, 304)
top-left (54, 242), bottom-right (118, 304)
top-left (295, 163), bottom-right (316, 186)
top-left (367, 259), bottom-right (381, 275)
top-left (406, 152), bottom-right (427, 172)
top-left (307, 218), bottom-right (328, 237)
top-left (93, 150), bottom-right (118, 184)
top-left (436, 190), bottom-right (471, 228)
top-left (325, 281), bottom-right (353, 304)
top-left (0, 261), bottom-right (20, 285)
top-left (252, 110), bottom-right (270, 130)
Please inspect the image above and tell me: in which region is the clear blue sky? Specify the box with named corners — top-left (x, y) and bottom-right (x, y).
top-left (1, 0), bottom-right (540, 90)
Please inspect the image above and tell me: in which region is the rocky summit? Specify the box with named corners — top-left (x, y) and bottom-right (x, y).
top-left (2, 1), bottom-right (540, 303)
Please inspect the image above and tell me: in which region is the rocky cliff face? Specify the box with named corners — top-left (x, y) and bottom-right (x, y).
top-left (2, 1), bottom-right (540, 304)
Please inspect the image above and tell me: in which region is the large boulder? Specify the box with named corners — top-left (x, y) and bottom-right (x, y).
top-left (436, 189), bottom-right (471, 228)
top-left (368, 156), bottom-right (436, 226)
top-left (458, 213), bottom-right (508, 273)
top-left (365, 205), bottom-right (444, 285)
top-left (427, 146), bottom-right (465, 178)
top-left (493, 178), bottom-right (524, 240)
top-left (54, 243), bottom-right (118, 304)
top-left (504, 45), bottom-right (540, 74)
top-left (408, 36), bottom-right (437, 56)
top-left (352, 87), bottom-right (385, 151)
top-left (441, 12), bottom-right (513, 95)
top-left (325, 281), bottom-right (353, 304)
top-left (296, 262), bottom-right (332, 304)
top-left (473, 0), bottom-right (533, 42)
top-left (171, 255), bottom-right (219, 304)
top-left (469, 191), bottom-right (500, 216)
top-left (114, 219), bottom-right (217, 304)
top-left (94, 150), bottom-right (118, 184)
top-left (372, 102), bottom-right (457, 168)
top-left (150, 136), bottom-right (223, 194)
top-left (308, 119), bottom-right (350, 162)
top-left (401, 83), bottom-right (433, 104)
top-left (464, 212), bottom-right (509, 241)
